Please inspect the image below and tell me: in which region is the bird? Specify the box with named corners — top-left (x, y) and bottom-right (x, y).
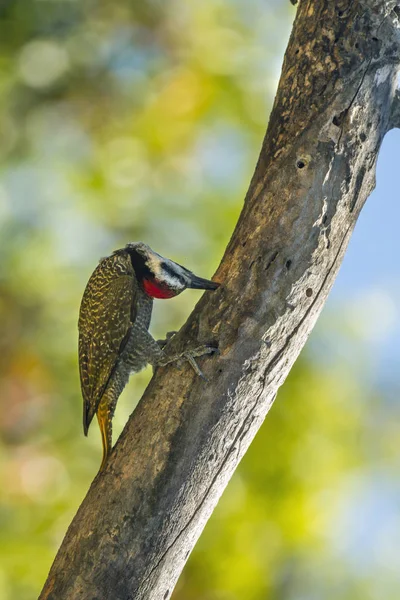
top-left (78, 242), bottom-right (220, 471)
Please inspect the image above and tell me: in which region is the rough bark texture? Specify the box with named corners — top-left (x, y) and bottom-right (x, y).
top-left (40, 1), bottom-right (400, 599)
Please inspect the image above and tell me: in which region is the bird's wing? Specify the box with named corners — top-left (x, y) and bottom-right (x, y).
top-left (78, 253), bottom-right (137, 434)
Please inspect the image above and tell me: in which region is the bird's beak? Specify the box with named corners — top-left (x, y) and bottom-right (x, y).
top-left (188, 275), bottom-right (220, 290)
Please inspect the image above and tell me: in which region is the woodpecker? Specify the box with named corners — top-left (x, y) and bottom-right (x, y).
top-left (78, 242), bottom-right (220, 471)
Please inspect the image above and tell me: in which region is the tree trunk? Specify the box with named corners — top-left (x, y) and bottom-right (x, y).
top-left (40, 1), bottom-right (400, 599)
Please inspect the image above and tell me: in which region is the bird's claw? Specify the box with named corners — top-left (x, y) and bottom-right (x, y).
top-left (156, 330), bottom-right (178, 349)
top-left (180, 344), bottom-right (219, 380)
top-left (154, 342), bottom-right (218, 379)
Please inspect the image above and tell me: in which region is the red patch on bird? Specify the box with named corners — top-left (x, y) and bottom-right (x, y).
top-left (142, 278), bottom-right (177, 299)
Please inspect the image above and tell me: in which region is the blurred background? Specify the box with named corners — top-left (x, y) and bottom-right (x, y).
top-left (0, 1), bottom-right (399, 599)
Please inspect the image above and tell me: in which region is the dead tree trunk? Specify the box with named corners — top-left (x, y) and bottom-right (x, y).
top-left (40, 1), bottom-right (400, 599)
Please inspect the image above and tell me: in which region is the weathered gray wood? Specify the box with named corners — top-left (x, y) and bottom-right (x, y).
top-left (40, 2), bottom-right (400, 599)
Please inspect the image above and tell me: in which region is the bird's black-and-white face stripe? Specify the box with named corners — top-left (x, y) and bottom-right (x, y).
top-left (158, 261), bottom-right (187, 291)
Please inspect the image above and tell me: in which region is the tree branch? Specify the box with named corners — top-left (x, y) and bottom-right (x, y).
top-left (40, 1), bottom-right (400, 599)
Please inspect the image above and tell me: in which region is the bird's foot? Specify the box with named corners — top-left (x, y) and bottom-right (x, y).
top-left (177, 344), bottom-right (219, 380)
top-left (156, 330), bottom-right (177, 349)
top-left (154, 339), bottom-right (218, 380)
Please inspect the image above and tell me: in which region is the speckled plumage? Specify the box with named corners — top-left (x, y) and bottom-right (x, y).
top-left (78, 243), bottom-right (220, 471)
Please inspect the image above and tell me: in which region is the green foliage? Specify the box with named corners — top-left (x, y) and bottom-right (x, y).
top-left (0, 2), bottom-right (399, 600)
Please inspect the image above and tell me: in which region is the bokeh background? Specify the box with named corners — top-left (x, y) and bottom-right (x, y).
top-left (0, 1), bottom-right (399, 599)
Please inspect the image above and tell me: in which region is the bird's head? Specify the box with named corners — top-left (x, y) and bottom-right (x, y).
top-left (125, 242), bottom-right (220, 299)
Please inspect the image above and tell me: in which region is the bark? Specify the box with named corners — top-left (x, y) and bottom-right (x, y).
top-left (40, 1), bottom-right (400, 599)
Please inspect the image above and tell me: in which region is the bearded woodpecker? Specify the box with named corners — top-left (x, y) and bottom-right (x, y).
top-left (78, 242), bottom-right (219, 471)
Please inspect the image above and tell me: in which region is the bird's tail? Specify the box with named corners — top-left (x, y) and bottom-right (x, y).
top-left (96, 400), bottom-right (112, 472)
